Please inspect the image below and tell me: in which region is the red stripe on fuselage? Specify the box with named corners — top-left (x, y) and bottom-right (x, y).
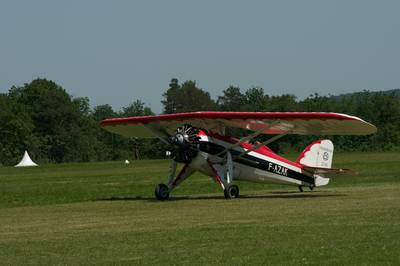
top-left (205, 131), bottom-right (304, 169)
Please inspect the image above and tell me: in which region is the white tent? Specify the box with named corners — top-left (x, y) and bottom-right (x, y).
top-left (15, 151), bottom-right (38, 167)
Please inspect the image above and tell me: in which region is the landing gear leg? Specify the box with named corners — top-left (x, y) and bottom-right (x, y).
top-left (207, 159), bottom-right (240, 199)
top-left (154, 162), bottom-right (195, 201)
top-left (298, 185), bottom-right (304, 192)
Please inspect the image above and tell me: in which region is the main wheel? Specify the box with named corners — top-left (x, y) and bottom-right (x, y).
top-left (155, 184), bottom-right (170, 200)
top-left (224, 184), bottom-right (239, 199)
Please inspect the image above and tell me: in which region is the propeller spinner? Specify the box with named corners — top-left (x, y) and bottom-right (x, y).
top-left (170, 124), bottom-right (200, 164)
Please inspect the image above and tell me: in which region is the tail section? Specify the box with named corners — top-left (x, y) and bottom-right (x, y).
top-left (297, 140), bottom-right (334, 187)
top-left (297, 139), bottom-right (334, 168)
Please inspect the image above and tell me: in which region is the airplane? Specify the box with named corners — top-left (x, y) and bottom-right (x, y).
top-left (100, 112), bottom-right (377, 200)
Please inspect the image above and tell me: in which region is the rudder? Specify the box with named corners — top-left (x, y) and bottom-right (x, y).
top-left (297, 139), bottom-right (334, 168)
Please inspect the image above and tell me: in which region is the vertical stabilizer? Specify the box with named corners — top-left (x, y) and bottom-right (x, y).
top-left (297, 140), bottom-right (334, 168)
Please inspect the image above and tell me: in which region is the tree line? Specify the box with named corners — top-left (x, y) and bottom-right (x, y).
top-left (1, 78), bottom-right (399, 165)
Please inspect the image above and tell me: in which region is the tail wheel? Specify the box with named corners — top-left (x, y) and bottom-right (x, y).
top-left (224, 184), bottom-right (239, 199)
top-left (155, 184), bottom-right (170, 200)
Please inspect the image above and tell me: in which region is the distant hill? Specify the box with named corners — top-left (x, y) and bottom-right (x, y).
top-left (388, 88), bottom-right (400, 97)
top-left (330, 89), bottom-right (400, 101)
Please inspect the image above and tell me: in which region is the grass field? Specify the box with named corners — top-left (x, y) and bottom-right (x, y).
top-left (0, 152), bottom-right (399, 265)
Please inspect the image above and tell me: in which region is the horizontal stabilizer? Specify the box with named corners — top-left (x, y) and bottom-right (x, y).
top-left (303, 166), bottom-right (354, 175)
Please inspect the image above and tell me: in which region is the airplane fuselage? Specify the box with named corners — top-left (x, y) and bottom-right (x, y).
top-left (190, 132), bottom-right (326, 188)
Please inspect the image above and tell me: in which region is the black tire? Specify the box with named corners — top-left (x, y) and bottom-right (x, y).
top-left (155, 184), bottom-right (170, 200)
top-left (298, 185), bottom-right (304, 192)
top-left (224, 184), bottom-right (239, 199)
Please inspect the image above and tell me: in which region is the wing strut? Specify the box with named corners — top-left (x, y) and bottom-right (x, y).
top-left (234, 133), bottom-right (288, 159)
top-left (145, 124), bottom-right (170, 144)
top-left (214, 122), bottom-right (279, 157)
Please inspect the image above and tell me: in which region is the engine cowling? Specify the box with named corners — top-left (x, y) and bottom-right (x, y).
top-left (170, 125), bottom-right (200, 164)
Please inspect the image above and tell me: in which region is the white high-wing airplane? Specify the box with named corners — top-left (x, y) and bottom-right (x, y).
top-left (101, 112), bottom-right (377, 200)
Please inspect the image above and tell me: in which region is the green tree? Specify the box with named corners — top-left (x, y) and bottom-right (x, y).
top-left (243, 87), bottom-right (269, 111)
top-left (161, 78), bottom-right (180, 114)
top-left (267, 94), bottom-right (299, 112)
top-left (300, 93), bottom-right (337, 112)
top-left (90, 104), bottom-right (118, 161)
top-left (217, 86), bottom-right (246, 111)
top-left (2, 77), bottom-right (399, 165)
top-left (92, 104), bottom-right (116, 122)
top-left (8, 79), bottom-right (85, 162)
top-left (0, 94), bottom-right (35, 165)
top-left (122, 100), bottom-right (153, 117)
top-left (162, 79), bottom-right (216, 113)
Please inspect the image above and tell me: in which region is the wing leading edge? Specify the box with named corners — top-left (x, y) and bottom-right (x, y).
top-left (100, 111), bottom-right (377, 138)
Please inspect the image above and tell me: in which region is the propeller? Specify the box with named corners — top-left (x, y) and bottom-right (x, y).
top-left (169, 124), bottom-right (200, 164)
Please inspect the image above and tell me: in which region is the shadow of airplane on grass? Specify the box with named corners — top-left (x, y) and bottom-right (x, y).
top-left (98, 191), bottom-right (345, 202)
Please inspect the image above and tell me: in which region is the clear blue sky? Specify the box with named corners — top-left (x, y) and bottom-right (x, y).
top-left (1, 0), bottom-right (399, 113)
